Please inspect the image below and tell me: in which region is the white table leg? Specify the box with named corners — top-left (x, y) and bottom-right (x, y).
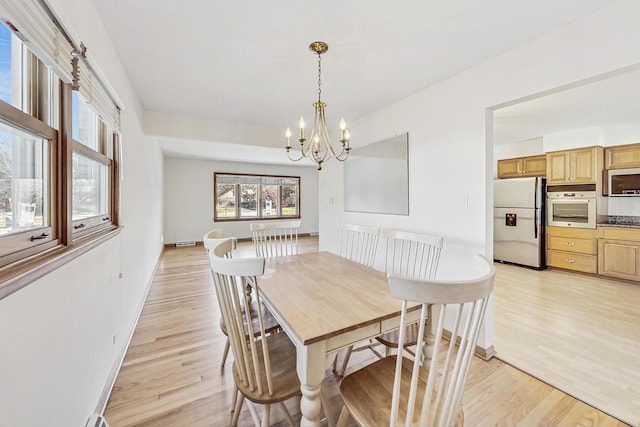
top-left (296, 341), bottom-right (326, 427)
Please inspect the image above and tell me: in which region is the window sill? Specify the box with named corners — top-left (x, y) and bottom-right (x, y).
top-left (0, 226), bottom-right (122, 300)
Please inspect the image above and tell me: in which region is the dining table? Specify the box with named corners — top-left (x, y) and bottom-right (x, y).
top-left (258, 251), bottom-right (421, 427)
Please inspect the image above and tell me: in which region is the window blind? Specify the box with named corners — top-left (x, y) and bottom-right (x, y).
top-left (0, 0), bottom-right (121, 132)
top-left (217, 175), bottom-right (299, 186)
top-left (75, 55), bottom-right (121, 132)
top-left (0, 0), bottom-right (74, 83)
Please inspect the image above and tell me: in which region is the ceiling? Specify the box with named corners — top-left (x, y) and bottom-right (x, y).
top-left (92, 0), bottom-right (622, 162)
top-left (493, 66), bottom-right (640, 145)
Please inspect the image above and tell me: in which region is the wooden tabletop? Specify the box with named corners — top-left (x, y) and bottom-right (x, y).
top-left (258, 251), bottom-right (408, 346)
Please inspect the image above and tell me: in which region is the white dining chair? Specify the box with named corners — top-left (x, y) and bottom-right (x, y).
top-left (336, 229), bottom-right (444, 376)
top-left (203, 228), bottom-right (235, 368)
top-left (338, 222), bottom-right (380, 267)
top-left (333, 222), bottom-right (381, 375)
top-left (203, 227), bottom-right (225, 248)
top-left (208, 238), bottom-right (300, 426)
top-left (203, 229), bottom-right (279, 369)
top-left (376, 229), bottom-right (444, 357)
top-left (336, 254), bottom-right (496, 427)
top-left (250, 220), bottom-right (301, 257)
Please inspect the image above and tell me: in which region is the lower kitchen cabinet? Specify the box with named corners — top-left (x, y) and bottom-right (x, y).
top-left (548, 250), bottom-right (598, 273)
top-left (547, 226), bottom-right (598, 274)
top-left (598, 228), bottom-right (640, 281)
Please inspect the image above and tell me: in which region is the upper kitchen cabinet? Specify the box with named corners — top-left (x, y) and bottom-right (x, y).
top-left (605, 142), bottom-right (640, 169)
top-left (497, 154), bottom-right (546, 179)
top-left (546, 146), bottom-right (603, 185)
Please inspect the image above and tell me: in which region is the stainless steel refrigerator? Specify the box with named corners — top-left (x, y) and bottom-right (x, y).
top-left (493, 177), bottom-right (546, 269)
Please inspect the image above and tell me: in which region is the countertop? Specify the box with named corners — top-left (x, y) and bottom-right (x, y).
top-left (597, 216), bottom-right (640, 228)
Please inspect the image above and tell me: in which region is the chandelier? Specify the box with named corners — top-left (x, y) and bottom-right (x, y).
top-left (285, 41), bottom-right (350, 170)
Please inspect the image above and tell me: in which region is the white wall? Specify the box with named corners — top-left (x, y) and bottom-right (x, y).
top-left (494, 137), bottom-right (544, 161)
top-left (163, 157), bottom-right (319, 242)
top-left (543, 127), bottom-right (606, 151)
top-left (318, 1), bottom-right (640, 350)
top-left (0, 1), bottom-right (164, 426)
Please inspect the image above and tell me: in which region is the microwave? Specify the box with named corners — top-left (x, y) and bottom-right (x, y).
top-left (609, 168), bottom-right (640, 196)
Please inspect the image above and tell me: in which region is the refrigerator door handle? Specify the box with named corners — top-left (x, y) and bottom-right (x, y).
top-left (533, 187), bottom-right (538, 239)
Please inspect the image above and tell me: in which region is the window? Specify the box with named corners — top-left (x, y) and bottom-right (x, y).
top-left (0, 23), bottom-right (59, 265)
top-left (70, 92), bottom-right (116, 236)
top-left (214, 173), bottom-right (300, 221)
top-left (0, 12), bottom-right (120, 282)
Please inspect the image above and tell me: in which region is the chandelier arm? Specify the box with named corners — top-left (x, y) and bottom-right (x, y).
top-left (286, 149), bottom-right (306, 162)
top-left (320, 116), bottom-right (337, 160)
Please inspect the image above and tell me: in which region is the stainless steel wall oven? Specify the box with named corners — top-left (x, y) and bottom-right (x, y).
top-left (547, 185), bottom-right (596, 229)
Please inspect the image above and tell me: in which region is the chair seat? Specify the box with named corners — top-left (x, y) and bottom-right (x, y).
top-left (219, 300), bottom-right (280, 337)
top-left (375, 322), bottom-right (420, 348)
top-left (232, 332), bottom-right (301, 404)
top-left (339, 356), bottom-right (463, 427)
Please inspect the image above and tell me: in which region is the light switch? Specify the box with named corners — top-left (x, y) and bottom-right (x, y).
top-left (459, 194), bottom-right (468, 209)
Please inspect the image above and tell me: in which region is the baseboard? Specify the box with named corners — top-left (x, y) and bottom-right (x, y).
top-left (93, 247), bottom-right (163, 415)
top-left (164, 233), bottom-right (317, 247)
top-left (442, 329), bottom-right (496, 361)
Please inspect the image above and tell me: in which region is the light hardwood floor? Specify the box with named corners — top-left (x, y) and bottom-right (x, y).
top-left (104, 237), bottom-right (631, 426)
top-left (493, 262), bottom-right (640, 427)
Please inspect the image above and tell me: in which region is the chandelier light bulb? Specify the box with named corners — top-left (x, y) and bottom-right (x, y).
top-left (285, 127), bottom-right (292, 148)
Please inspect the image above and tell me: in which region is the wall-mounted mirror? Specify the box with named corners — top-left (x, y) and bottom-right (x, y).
top-left (344, 132), bottom-right (409, 215)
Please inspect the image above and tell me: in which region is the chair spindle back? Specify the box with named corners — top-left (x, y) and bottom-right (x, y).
top-left (383, 229), bottom-right (443, 280)
top-left (339, 222), bottom-right (380, 268)
top-left (250, 220), bottom-right (301, 258)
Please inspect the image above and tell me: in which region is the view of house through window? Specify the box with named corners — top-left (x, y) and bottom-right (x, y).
top-left (214, 173), bottom-right (300, 221)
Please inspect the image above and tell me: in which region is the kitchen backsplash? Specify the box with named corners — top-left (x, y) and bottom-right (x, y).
top-left (608, 197), bottom-right (640, 216)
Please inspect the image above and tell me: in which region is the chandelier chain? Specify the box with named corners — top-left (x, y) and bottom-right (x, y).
top-left (317, 52), bottom-right (322, 103)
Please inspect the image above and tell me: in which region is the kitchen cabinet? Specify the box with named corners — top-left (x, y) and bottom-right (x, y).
top-left (547, 226), bottom-right (598, 273)
top-left (497, 155), bottom-right (546, 179)
top-left (605, 143), bottom-right (640, 169)
top-left (598, 227), bottom-right (640, 281)
top-left (546, 146), bottom-right (603, 185)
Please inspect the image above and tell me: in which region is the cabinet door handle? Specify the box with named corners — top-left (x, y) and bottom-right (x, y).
top-left (566, 259), bottom-right (575, 263)
top-left (567, 242), bottom-right (575, 246)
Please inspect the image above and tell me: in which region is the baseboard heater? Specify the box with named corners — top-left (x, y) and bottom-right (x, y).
top-left (175, 240), bottom-right (196, 247)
